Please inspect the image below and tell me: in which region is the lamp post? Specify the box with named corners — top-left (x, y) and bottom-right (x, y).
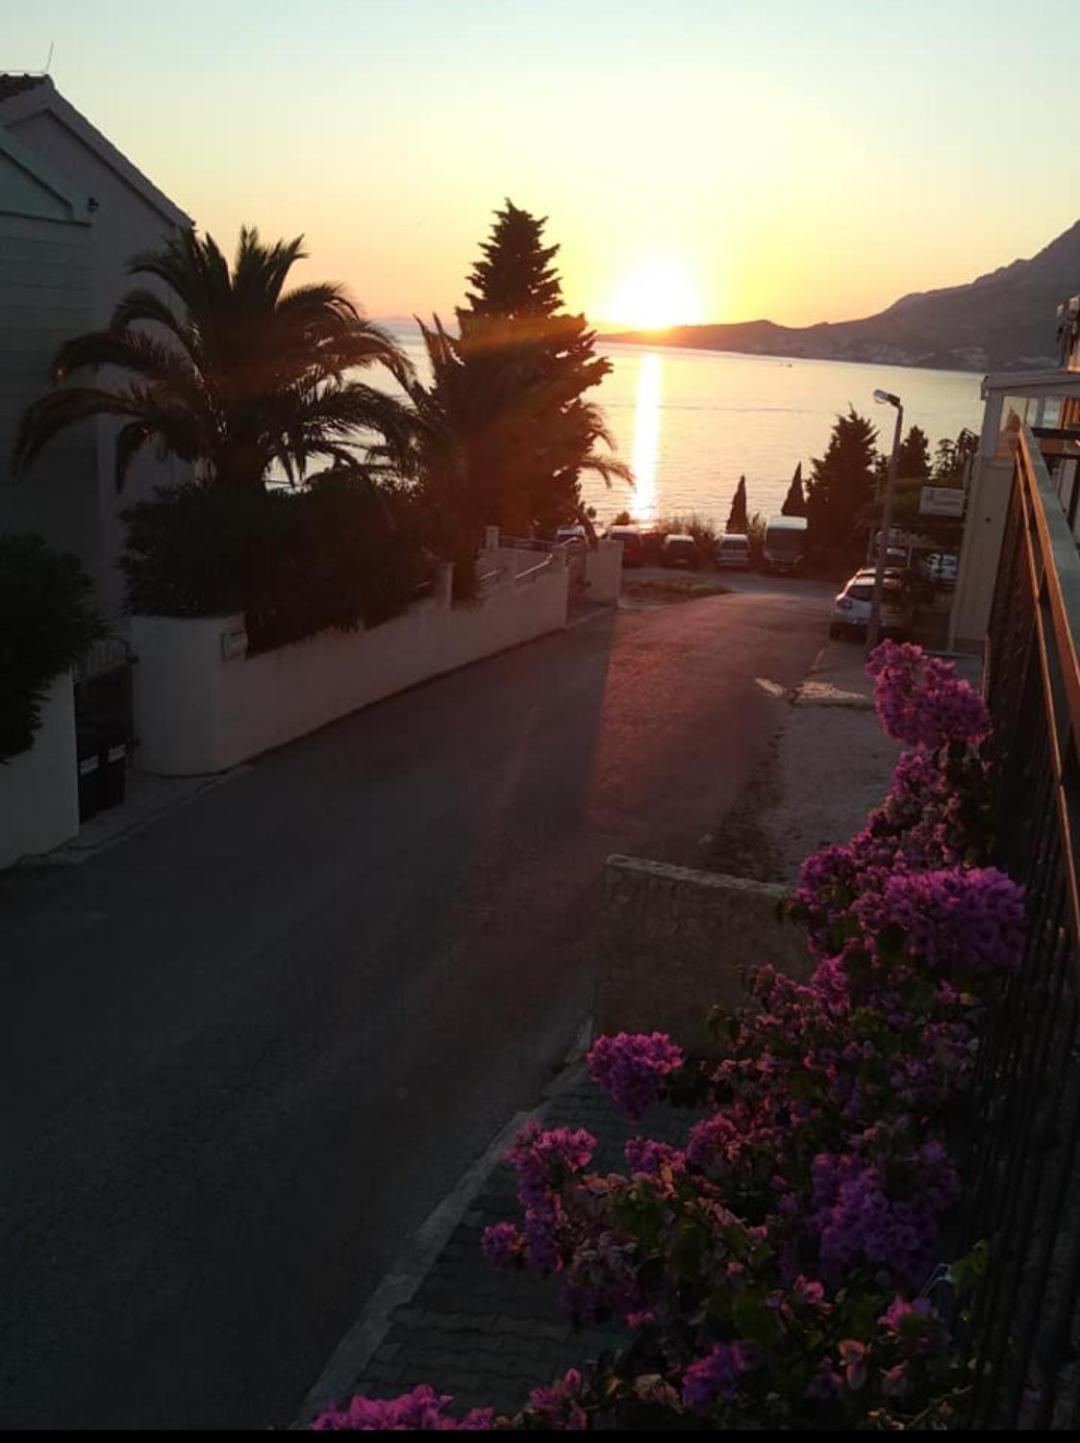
top-left (866, 388), bottom-right (903, 654)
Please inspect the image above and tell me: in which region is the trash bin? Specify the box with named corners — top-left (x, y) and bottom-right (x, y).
top-left (96, 720), bottom-right (128, 810)
top-left (76, 726), bottom-right (101, 823)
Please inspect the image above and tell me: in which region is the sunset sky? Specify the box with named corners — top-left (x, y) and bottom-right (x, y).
top-left (7, 0), bottom-right (1080, 329)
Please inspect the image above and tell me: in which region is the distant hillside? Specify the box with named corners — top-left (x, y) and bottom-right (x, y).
top-left (602, 222), bottom-right (1080, 372)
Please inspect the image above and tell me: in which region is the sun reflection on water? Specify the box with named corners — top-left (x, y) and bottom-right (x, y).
top-left (630, 352), bottom-right (662, 524)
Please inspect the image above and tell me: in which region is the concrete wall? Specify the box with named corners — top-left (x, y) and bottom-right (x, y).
top-left (0, 671), bottom-right (79, 869)
top-left (585, 539), bottom-right (622, 604)
top-left (131, 562), bottom-right (571, 775)
top-left (596, 855), bottom-right (812, 1055)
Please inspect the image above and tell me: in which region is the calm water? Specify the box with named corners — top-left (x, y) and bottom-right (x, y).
top-left (387, 324), bottom-right (984, 529)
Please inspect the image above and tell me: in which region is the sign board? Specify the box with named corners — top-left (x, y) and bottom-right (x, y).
top-left (919, 486), bottom-right (965, 519)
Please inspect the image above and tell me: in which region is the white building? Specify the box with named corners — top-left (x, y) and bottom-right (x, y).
top-left (0, 75), bottom-right (193, 616)
top-left (949, 298), bottom-right (1080, 653)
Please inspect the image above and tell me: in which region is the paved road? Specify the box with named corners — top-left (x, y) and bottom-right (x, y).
top-left (0, 580), bottom-right (830, 1429)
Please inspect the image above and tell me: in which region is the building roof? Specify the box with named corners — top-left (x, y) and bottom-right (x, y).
top-left (0, 74), bottom-right (48, 104)
top-left (0, 73), bottom-right (192, 229)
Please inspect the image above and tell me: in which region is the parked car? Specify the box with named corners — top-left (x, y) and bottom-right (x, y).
top-left (716, 532), bottom-right (752, 569)
top-left (660, 532), bottom-right (700, 570)
top-left (554, 524), bottom-right (588, 554)
top-left (830, 574), bottom-right (913, 639)
top-left (853, 565), bottom-right (923, 601)
top-left (927, 552), bottom-right (959, 590)
top-left (606, 524), bottom-right (644, 568)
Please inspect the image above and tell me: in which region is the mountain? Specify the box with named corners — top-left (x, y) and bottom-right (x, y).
top-left (602, 222), bottom-right (1080, 372)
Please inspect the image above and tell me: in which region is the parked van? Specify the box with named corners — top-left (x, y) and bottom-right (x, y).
top-left (762, 515), bottom-right (808, 574)
top-left (716, 533), bottom-right (752, 569)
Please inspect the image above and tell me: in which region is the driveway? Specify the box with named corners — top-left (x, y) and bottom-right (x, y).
top-left (0, 579), bottom-right (831, 1429)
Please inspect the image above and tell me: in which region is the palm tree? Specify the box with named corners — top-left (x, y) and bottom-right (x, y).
top-left (398, 316), bottom-right (631, 551)
top-left (15, 226), bottom-right (414, 492)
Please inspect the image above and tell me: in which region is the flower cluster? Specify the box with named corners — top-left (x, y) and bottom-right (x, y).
top-left (587, 1032), bottom-right (684, 1121)
top-left (316, 644), bottom-right (1014, 1431)
top-left (311, 1386), bottom-right (492, 1431)
top-left (866, 639), bottom-right (990, 749)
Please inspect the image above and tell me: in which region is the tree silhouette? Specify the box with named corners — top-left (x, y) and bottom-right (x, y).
top-left (16, 227), bottom-right (411, 492)
top-left (781, 462), bottom-right (807, 516)
top-left (406, 200), bottom-right (626, 540)
top-left (726, 475), bottom-right (749, 533)
top-left (897, 425), bottom-right (932, 480)
top-left (805, 407), bottom-right (879, 558)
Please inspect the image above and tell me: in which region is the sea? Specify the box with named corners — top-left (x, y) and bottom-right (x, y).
top-left (386, 323), bottom-right (985, 530)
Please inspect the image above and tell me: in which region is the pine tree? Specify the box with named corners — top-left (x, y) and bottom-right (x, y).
top-left (462, 200), bottom-right (562, 318)
top-left (897, 425), bottom-right (931, 480)
top-left (781, 462), bottom-right (807, 517)
top-left (727, 475), bottom-right (749, 533)
top-left (805, 408), bottom-right (879, 558)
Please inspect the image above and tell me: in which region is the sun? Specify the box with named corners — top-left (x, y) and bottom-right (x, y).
top-left (606, 261), bottom-right (704, 330)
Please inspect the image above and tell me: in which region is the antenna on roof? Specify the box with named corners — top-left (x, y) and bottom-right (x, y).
top-left (45, 41), bottom-right (54, 74)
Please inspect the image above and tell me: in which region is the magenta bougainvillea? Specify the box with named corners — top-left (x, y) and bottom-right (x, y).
top-left (311, 644), bottom-right (1019, 1431)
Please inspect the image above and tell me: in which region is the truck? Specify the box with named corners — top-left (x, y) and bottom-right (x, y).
top-left (762, 514), bottom-right (808, 575)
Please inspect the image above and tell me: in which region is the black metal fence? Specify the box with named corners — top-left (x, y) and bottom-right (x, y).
top-left (966, 424), bottom-right (1080, 1429)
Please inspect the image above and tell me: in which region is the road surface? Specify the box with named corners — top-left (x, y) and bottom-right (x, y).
top-left (0, 577), bottom-right (830, 1428)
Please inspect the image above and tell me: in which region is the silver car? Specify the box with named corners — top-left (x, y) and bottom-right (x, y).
top-left (830, 575), bottom-right (912, 639)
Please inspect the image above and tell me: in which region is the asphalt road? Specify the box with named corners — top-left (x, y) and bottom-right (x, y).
top-left (0, 577), bottom-right (830, 1429)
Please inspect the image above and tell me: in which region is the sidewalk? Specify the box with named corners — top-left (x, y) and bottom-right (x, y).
top-left (299, 1071), bottom-right (701, 1423)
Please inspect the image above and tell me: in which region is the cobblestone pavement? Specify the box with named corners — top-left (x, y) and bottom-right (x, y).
top-left (329, 1072), bottom-right (701, 1421)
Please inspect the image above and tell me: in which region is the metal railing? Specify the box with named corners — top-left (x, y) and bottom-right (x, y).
top-left (965, 423), bottom-right (1080, 1429)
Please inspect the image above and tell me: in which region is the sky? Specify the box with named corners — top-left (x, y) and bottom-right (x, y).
top-left (6, 0), bottom-right (1080, 329)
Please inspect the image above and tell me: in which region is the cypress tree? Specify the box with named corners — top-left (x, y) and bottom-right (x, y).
top-left (727, 475), bottom-right (749, 533)
top-left (781, 462), bottom-right (807, 516)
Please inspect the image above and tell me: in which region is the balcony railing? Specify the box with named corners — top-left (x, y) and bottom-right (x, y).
top-left (965, 423), bottom-right (1080, 1428)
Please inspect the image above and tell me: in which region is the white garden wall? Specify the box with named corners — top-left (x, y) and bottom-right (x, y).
top-left (131, 562), bottom-right (570, 776)
top-left (585, 540), bottom-right (623, 603)
top-left (0, 671), bottom-right (79, 869)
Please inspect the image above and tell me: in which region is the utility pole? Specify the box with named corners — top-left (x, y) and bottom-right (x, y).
top-left (866, 390), bottom-right (903, 654)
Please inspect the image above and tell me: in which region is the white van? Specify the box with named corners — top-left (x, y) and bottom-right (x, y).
top-left (716, 533), bottom-right (752, 569)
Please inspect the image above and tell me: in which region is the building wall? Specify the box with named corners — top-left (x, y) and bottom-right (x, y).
top-left (0, 150), bottom-right (100, 582)
top-left (2, 98), bottom-right (191, 615)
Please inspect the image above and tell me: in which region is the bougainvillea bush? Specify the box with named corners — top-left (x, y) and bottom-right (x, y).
top-left (313, 641), bottom-right (1019, 1431)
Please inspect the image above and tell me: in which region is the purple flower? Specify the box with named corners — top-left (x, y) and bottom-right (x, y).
top-left (588, 1032), bottom-right (684, 1121)
top-left (481, 1221), bottom-right (524, 1268)
top-left (866, 640), bottom-right (990, 748)
top-left (681, 1342), bottom-right (758, 1412)
top-left (528, 1368), bottom-right (587, 1430)
top-left (624, 1137), bottom-right (685, 1176)
top-left (310, 1386), bottom-right (493, 1431)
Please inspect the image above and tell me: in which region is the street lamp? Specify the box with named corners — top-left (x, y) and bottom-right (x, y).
top-left (866, 388), bottom-right (903, 653)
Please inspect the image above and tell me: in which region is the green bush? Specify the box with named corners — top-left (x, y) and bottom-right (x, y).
top-left (0, 535), bottom-right (104, 762)
top-left (120, 476), bottom-right (433, 653)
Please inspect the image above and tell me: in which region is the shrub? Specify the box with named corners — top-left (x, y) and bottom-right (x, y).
top-left (121, 475), bottom-right (433, 653)
top-left (314, 646), bottom-right (1010, 1431)
top-left (0, 534), bottom-right (103, 762)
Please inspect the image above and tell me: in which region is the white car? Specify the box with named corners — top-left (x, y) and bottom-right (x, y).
top-left (830, 575), bottom-right (913, 640)
top-left (716, 533), bottom-right (752, 569)
top-left (554, 525), bottom-right (588, 553)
